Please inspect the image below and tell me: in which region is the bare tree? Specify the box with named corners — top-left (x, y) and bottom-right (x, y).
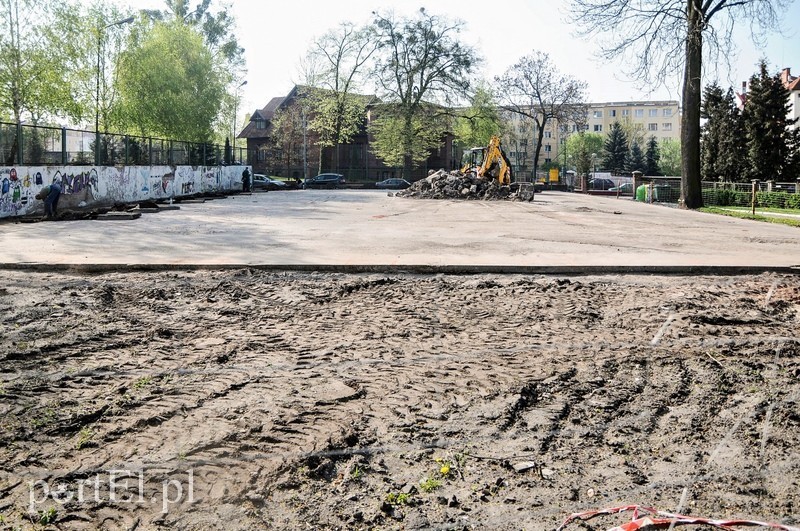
top-left (371, 8), bottom-right (478, 178)
top-left (569, 0), bottom-right (788, 209)
top-left (494, 51), bottom-right (588, 180)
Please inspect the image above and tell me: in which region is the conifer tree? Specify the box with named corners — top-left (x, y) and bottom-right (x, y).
top-left (602, 121), bottom-right (628, 174)
top-left (644, 136), bottom-right (660, 176)
top-left (627, 141), bottom-right (644, 172)
top-left (702, 83), bottom-right (745, 181)
top-left (742, 61), bottom-right (798, 181)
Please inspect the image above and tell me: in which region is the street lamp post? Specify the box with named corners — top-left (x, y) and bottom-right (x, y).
top-left (95, 16), bottom-right (134, 165)
top-left (232, 80), bottom-right (247, 164)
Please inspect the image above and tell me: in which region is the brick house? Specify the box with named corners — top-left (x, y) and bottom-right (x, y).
top-left (237, 85), bottom-right (455, 182)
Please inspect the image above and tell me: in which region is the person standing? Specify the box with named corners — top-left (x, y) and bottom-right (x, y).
top-left (35, 182), bottom-right (62, 219)
top-left (241, 167), bottom-right (251, 192)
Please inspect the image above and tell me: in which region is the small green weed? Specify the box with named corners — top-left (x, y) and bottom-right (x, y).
top-left (419, 477), bottom-right (442, 493)
top-left (38, 507), bottom-right (57, 524)
top-left (385, 492), bottom-right (411, 505)
top-left (75, 427), bottom-right (94, 450)
top-left (133, 376), bottom-right (153, 389)
top-left (349, 465), bottom-right (362, 481)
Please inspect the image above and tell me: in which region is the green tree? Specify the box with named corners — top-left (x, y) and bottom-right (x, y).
top-left (627, 141), bottom-right (645, 172)
top-left (454, 84), bottom-right (503, 148)
top-left (565, 132), bottom-right (603, 177)
top-left (644, 136), bottom-right (661, 175)
top-left (494, 51), bottom-right (587, 179)
top-left (570, 0), bottom-right (789, 208)
top-left (371, 8), bottom-right (478, 178)
top-left (701, 83), bottom-right (743, 181)
top-left (114, 20), bottom-right (225, 142)
top-left (742, 61), bottom-right (798, 181)
top-left (271, 103), bottom-right (306, 175)
top-left (369, 110), bottom-right (446, 169)
top-left (305, 22), bottom-right (378, 173)
top-left (0, 0), bottom-right (83, 125)
top-left (659, 139), bottom-right (681, 175)
top-left (603, 122), bottom-right (628, 173)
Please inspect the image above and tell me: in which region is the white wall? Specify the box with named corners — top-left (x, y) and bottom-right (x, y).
top-left (0, 165), bottom-right (249, 218)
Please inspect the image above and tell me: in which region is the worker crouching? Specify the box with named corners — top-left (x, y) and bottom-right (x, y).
top-left (35, 182), bottom-right (62, 220)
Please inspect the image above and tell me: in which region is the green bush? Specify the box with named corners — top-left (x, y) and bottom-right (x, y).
top-left (704, 188), bottom-right (799, 209)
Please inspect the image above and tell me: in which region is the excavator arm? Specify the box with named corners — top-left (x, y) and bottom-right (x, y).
top-left (460, 135), bottom-right (513, 185)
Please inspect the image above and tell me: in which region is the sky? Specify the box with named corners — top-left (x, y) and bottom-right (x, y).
top-left (116, 0), bottom-right (800, 117)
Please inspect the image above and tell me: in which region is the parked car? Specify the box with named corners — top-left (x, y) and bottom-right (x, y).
top-left (252, 174), bottom-right (288, 191)
top-left (302, 173), bottom-right (346, 189)
top-left (375, 178), bottom-right (411, 190)
top-left (608, 182), bottom-right (633, 194)
top-left (589, 178), bottom-right (616, 190)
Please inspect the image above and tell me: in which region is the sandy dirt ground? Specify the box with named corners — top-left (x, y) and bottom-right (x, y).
top-left (0, 270), bottom-right (798, 530)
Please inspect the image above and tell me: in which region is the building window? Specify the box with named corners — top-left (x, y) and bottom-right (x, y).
top-left (593, 124), bottom-right (603, 132)
top-left (520, 138), bottom-right (528, 146)
top-left (662, 123), bottom-right (672, 131)
top-left (610, 110), bottom-right (617, 117)
top-left (649, 109), bottom-right (658, 117)
top-left (255, 119), bottom-right (266, 129)
top-left (648, 123), bottom-right (658, 131)
top-left (593, 110), bottom-right (603, 118)
top-left (544, 131), bottom-right (552, 138)
top-left (622, 109), bottom-right (630, 116)
top-left (544, 144), bottom-right (552, 152)
top-left (545, 158), bottom-right (551, 164)
top-left (663, 108), bottom-right (673, 117)
top-left (635, 109), bottom-right (644, 118)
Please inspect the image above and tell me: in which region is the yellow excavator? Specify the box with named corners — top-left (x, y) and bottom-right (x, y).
top-left (460, 135), bottom-right (513, 185)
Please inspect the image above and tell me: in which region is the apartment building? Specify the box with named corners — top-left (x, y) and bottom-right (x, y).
top-left (501, 100), bottom-right (681, 175)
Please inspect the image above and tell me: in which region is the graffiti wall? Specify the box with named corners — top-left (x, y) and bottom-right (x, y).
top-left (0, 165), bottom-right (249, 218)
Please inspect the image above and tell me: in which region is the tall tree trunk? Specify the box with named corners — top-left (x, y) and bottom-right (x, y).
top-left (402, 114), bottom-right (413, 179)
top-left (532, 118), bottom-right (546, 182)
top-left (680, 0), bottom-right (704, 208)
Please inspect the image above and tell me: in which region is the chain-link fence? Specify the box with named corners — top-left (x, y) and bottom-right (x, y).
top-left (1, 121), bottom-right (252, 167)
top-left (702, 181), bottom-right (800, 209)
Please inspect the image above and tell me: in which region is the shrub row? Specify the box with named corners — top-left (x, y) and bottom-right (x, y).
top-left (703, 189), bottom-right (800, 209)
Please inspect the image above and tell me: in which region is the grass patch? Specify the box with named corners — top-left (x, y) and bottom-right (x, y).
top-left (419, 477), bottom-right (442, 493)
top-left (700, 207), bottom-right (800, 228)
top-left (723, 206), bottom-right (800, 215)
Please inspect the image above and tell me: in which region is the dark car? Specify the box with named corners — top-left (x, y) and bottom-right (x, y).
top-left (589, 178), bottom-right (615, 190)
top-left (302, 173), bottom-right (346, 189)
top-left (375, 178), bottom-right (411, 190)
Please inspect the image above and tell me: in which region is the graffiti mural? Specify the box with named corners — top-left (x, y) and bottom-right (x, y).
top-left (0, 165), bottom-right (249, 218)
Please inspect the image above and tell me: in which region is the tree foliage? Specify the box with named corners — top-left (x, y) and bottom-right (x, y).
top-left (454, 84), bottom-right (503, 148)
top-left (627, 141), bottom-right (644, 173)
top-left (603, 121), bottom-right (628, 173)
top-left (742, 61), bottom-right (798, 181)
top-left (0, 0), bottom-right (83, 123)
top-left (305, 22), bottom-right (377, 172)
top-left (565, 132), bottom-right (603, 177)
top-left (569, 0), bottom-right (789, 208)
top-left (644, 136), bottom-right (661, 176)
top-left (494, 51), bottom-right (587, 179)
top-left (371, 8), bottom-right (477, 177)
top-left (659, 139), bottom-right (681, 176)
top-left (114, 20), bottom-right (225, 142)
top-left (700, 82), bottom-right (742, 181)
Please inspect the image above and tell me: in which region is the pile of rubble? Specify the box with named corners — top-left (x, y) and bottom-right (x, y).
top-left (395, 169), bottom-right (535, 201)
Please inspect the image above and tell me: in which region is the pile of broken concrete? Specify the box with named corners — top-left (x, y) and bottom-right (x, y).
top-left (395, 169), bottom-right (534, 201)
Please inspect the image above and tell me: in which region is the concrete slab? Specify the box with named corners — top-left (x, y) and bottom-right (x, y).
top-left (1, 190), bottom-right (799, 269)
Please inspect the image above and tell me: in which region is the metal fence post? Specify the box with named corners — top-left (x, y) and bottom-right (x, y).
top-left (16, 122), bottom-right (23, 164)
top-left (61, 127), bottom-right (67, 165)
top-left (148, 137), bottom-right (152, 166)
top-left (124, 136), bottom-right (129, 165)
top-left (751, 179), bottom-right (759, 216)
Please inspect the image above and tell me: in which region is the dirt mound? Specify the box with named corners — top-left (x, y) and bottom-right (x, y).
top-left (396, 169), bottom-right (535, 201)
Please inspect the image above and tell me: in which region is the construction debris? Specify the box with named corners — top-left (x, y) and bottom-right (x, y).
top-left (396, 169), bottom-right (535, 201)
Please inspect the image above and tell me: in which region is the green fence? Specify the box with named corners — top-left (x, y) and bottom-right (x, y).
top-left (702, 181), bottom-right (800, 209)
top-left (0, 121), bottom-right (253, 167)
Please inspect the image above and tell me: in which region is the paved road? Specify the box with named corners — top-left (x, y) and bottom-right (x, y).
top-left (1, 190), bottom-right (799, 269)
